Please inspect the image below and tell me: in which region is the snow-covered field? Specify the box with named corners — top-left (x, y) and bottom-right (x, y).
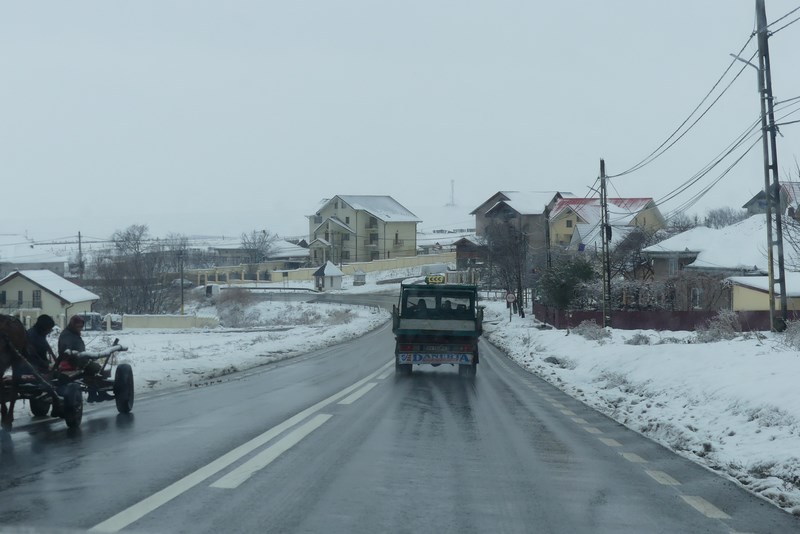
top-left (7, 266), bottom-right (800, 514)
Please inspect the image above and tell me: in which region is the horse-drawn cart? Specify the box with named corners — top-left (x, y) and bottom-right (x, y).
top-left (1, 315), bottom-right (134, 429)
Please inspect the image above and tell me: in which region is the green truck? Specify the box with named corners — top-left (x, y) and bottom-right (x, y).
top-left (392, 279), bottom-right (483, 376)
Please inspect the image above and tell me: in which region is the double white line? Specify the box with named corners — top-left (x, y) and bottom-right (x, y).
top-left (91, 360), bottom-right (392, 533)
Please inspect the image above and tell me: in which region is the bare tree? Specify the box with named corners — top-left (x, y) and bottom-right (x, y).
top-left (483, 221), bottom-right (530, 307)
top-left (241, 229), bottom-right (278, 264)
top-left (92, 224), bottom-right (171, 314)
top-left (704, 207), bottom-right (748, 229)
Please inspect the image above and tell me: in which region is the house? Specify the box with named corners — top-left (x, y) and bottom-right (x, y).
top-left (453, 236), bottom-right (486, 270)
top-left (641, 215), bottom-right (796, 311)
top-left (0, 269), bottom-right (99, 327)
top-left (0, 235), bottom-right (69, 277)
top-left (549, 197), bottom-right (665, 250)
top-left (727, 273), bottom-right (800, 311)
top-left (470, 191), bottom-right (572, 270)
top-left (307, 195), bottom-right (420, 265)
top-left (743, 181), bottom-right (800, 215)
top-left (471, 191), bottom-right (571, 237)
top-left (313, 261), bottom-right (344, 291)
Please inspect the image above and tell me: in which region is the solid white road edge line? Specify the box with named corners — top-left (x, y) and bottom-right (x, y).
top-left (211, 413), bottom-right (333, 489)
top-left (338, 382), bottom-right (378, 405)
top-left (89, 360), bottom-right (393, 533)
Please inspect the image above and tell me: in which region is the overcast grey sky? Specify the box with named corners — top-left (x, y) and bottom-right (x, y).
top-left (1, 1), bottom-right (799, 240)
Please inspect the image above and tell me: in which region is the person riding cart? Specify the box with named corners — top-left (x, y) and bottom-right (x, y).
top-left (11, 314), bottom-right (55, 380)
top-left (57, 315), bottom-right (111, 402)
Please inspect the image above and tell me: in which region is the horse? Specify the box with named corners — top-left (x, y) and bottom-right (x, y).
top-left (0, 314), bottom-right (28, 429)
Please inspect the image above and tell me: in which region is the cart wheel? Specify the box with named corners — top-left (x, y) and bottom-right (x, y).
top-left (63, 383), bottom-right (83, 428)
top-left (113, 364), bottom-right (134, 414)
top-left (29, 397), bottom-right (52, 417)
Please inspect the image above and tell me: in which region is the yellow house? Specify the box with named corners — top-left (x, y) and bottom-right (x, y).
top-left (727, 274), bottom-right (800, 311)
top-left (0, 269), bottom-right (99, 328)
top-left (549, 197), bottom-right (665, 249)
top-left (307, 195), bottom-right (420, 265)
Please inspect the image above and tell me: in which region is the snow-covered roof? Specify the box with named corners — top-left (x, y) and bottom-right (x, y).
top-left (550, 198), bottom-right (654, 226)
top-left (313, 217), bottom-right (354, 235)
top-left (727, 273), bottom-right (800, 297)
top-left (478, 191), bottom-right (573, 217)
top-left (416, 231), bottom-right (476, 248)
top-left (312, 196), bottom-right (420, 223)
top-left (0, 234), bottom-right (68, 264)
top-left (643, 215), bottom-right (786, 273)
top-left (268, 241), bottom-right (309, 259)
top-left (313, 261), bottom-right (344, 277)
top-left (0, 269), bottom-right (99, 304)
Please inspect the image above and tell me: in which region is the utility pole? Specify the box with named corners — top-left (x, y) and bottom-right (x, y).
top-left (179, 250), bottom-right (185, 316)
top-left (78, 231), bottom-right (83, 280)
top-left (756, 0), bottom-right (788, 330)
top-left (600, 159), bottom-right (612, 328)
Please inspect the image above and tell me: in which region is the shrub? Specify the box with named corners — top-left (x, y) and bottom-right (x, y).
top-left (573, 320), bottom-right (611, 341)
top-left (695, 309), bottom-right (741, 343)
top-left (625, 333), bottom-right (651, 345)
top-left (783, 320), bottom-right (800, 350)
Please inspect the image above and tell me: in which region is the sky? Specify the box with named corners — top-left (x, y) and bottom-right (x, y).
top-left (8, 269), bottom-right (800, 514)
top-left (2, 1), bottom-right (800, 242)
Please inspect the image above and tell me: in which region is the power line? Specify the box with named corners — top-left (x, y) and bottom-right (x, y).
top-left (771, 14), bottom-right (800, 34)
top-left (607, 34), bottom-right (756, 178)
top-left (766, 4), bottom-right (800, 31)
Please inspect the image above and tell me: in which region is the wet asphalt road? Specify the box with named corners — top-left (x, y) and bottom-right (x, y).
top-left (2, 300), bottom-right (800, 533)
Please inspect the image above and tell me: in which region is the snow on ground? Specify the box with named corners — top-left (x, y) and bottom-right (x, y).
top-left (8, 264), bottom-right (800, 515)
top-left (480, 300), bottom-right (800, 514)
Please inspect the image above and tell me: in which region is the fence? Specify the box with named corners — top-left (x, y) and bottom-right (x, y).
top-left (533, 303), bottom-right (800, 331)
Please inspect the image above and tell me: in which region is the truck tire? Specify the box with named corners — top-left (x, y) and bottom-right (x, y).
top-left (459, 363), bottom-right (477, 377)
top-left (395, 361), bottom-right (412, 375)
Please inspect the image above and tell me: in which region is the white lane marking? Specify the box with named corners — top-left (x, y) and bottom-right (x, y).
top-left (338, 382), bottom-right (378, 405)
top-left (583, 426), bottom-right (603, 434)
top-left (551, 402), bottom-right (565, 409)
top-left (376, 368), bottom-right (393, 380)
top-left (620, 452), bottom-right (647, 463)
top-left (570, 417), bottom-right (588, 424)
top-left (598, 437), bottom-right (621, 447)
top-left (680, 495), bottom-right (731, 519)
top-left (560, 409), bottom-right (576, 416)
top-left (90, 360), bottom-right (393, 533)
top-left (211, 414), bottom-right (332, 489)
top-left (646, 470), bottom-right (680, 486)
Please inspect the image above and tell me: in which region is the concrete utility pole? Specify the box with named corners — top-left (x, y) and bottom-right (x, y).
top-left (756, 0), bottom-right (788, 330)
top-left (600, 159), bottom-right (612, 328)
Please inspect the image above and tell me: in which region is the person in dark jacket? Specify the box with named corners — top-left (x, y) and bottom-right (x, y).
top-left (58, 315), bottom-right (110, 402)
top-left (11, 314), bottom-right (56, 380)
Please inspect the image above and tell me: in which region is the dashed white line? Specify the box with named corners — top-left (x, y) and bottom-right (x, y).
top-left (646, 470), bottom-right (680, 486)
top-left (598, 437), bottom-right (621, 447)
top-left (560, 409), bottom-right (576, 416)
top-left (680, 495), bottom-right (731, 519)
top-left (583, 426), bottom-right (603, 434)
top-left (89, 360), bottom-right (392, 533)
top-left (620, 452), bottom-right (647, 463)
top-left (211, 414), bottom-right (333, 489)
top-left (338, 382), bottom-right (378, 405)
top-left (570, 417), bottom-right (587, 424)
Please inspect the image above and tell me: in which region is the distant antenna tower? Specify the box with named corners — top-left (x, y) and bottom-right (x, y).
top-left (446, 179), bottom-right (456, 206)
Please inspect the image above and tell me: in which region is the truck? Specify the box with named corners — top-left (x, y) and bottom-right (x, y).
top-left (391, 277), bottom-right (483, 376)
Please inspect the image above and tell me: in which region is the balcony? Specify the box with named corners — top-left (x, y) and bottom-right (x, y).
top-left (393, 239), bottom-right (404, 248)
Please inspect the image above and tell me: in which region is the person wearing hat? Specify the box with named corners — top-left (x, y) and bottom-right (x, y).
top-left (58, 314), bottom-right (110, 402)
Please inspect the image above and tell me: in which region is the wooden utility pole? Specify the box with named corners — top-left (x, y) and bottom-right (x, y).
top-left (756, 0), bottom-right (788, 330)
top-left (600, 159), bottom-right (612, 327)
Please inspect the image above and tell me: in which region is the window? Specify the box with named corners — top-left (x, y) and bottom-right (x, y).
top-left (342, 251), bottom-right (350, 260)
top-left (566, 219), bottom-right (573, 228)
top-left (0, 291), bottom-right (5, 305)
top-left (343, 234), bottom-right (350, 241)
top-left (345, 216), bottom-right (350, 224)
top-left (668, 257), bottom-right (678, 276)
top-left (691, 288), bottom-right (702, 309)
top-left (17, 291), bottom-right (23, 306)
top-left (32, 290), bottom-right (42, 308)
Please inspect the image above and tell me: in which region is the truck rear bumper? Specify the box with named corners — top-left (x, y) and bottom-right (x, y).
top-left (397, 353), bottom-right (475, 365)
